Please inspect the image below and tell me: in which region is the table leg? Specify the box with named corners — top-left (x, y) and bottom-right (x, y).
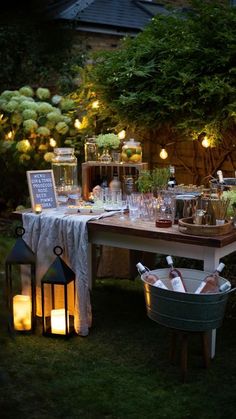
top-left (203, 251), bottom-right (220, 359)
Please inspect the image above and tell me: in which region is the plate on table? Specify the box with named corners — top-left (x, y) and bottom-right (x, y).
top-left (104, 205), bottom-right (123, 211)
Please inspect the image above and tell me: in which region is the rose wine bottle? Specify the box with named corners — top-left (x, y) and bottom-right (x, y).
top-left (136, 262), bottom-right (168, 289)
top-left (166, 256), bottom-right (186, 293)
top-left (195, 263), bottom-right (225, 294)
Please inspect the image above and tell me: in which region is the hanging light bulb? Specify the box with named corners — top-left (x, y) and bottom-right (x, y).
top-left (92, 100), bottom-right (99, 109)
top-left (6, 131), bottom-right (13, 140)
top-left (201, 136), bottom-right (210, 148)
top-left (50, 137), bottom-right (57, 148)
top-left (74, 119), bottom-right (82, 130)
top-left (160, 147), bottom-right (168, 160)
top-left (118, 129), bottom-right (126, 140)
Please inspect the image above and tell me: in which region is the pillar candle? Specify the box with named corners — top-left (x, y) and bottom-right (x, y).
top-left (13, 295), bottom-right (31, 331)
top-left (51, 309), bottom-right (69, 335)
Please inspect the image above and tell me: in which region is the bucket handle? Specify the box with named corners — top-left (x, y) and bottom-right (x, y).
top-left (227, 287), bottom-right (236, 294)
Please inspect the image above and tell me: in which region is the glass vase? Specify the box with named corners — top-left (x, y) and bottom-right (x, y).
top-left (99, 148), bottom-right (112, 163)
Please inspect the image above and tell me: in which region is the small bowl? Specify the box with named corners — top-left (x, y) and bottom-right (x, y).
top-left (156, 219), bottom-right (172, 228)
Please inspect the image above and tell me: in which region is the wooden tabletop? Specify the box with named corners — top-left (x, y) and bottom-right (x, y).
top-left (88, 213), bottom-right (236, 248)
top-left (12, 210), bottom-right (236, 249)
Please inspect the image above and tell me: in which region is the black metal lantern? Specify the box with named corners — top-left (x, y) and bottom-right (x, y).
top-left (5, 226), bottom-right (36, 333)
top-left (41, 246), bottom-right (76, 338)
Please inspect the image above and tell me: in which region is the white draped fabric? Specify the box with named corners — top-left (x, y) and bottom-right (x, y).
top-left (22, 208), bottom-right (118, 336)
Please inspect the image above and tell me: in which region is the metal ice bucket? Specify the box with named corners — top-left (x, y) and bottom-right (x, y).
top-left (142, 268), bottom-right (234, 332)
top-left (175, 194), bottom-right (199, 221)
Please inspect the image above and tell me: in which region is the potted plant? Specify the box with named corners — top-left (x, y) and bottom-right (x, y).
top-left (95, 133), bottom-right (120, 162)
top-left (136, 168), bottom-right (170, 195)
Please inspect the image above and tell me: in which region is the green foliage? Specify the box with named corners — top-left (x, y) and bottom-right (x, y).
top-left (136, 167), bottom-right (170, 192)
top-left (95, 133), bottom-right (120, 150)
top-left (86, 1), bottom-right (236, 143)
top-left (0, 86), bottom-right (80, 209)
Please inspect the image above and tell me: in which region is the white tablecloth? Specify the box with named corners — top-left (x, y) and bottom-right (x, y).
top-left (22, 207), bottom-right (118, 336)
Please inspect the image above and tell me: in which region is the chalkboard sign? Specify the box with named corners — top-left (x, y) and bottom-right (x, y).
top-left (27, 170), bottom-right (58, 210)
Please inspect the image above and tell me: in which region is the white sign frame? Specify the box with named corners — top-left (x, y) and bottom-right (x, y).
top-left (27, 170), bottom-right (58, 210)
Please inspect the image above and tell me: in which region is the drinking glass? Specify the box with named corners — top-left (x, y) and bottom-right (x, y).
top-left (119, 200), bottom-right (127, 220)
top-left (127, 194), bottom-right (140, 221)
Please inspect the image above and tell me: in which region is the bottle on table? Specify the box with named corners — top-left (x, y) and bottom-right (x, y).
top-left (217, 170), bottom-right (225, 184)
top-left (168, 166), bottom-right (177, 189)
top-left (166, 255), bottom-right (186, 292)
top-left (136, 262), bottom-right (168, 290)
top-left (194, 263), bottom-right (225, 294)
top-left (109, 170), bottom-right (121, 192)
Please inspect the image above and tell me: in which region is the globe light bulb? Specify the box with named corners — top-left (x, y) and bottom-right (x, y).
top-left (92, 100), bottom-right (99, 109)
top-left (118, 130), bottom-right (126, 140)
top-left (74, 119), bottom-right (82, 130)
top-left (50, 137), bottom-right (57, 148)
top-left (160, 147), bottom-right (168, 160)
top-left (202, 136), bottom-right (210, 148)
top-left (6, 131), bottom-right (13, 140)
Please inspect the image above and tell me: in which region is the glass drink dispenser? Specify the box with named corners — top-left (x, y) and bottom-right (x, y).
top-left (51, 148), bottom-right (78, 196)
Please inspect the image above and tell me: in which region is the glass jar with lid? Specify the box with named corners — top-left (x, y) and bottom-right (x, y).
top-left (121, 139), bottom-right (142, 163)
top-left (84, 137), bottom-right (98, 162)
top-left (51, 148), bottom-right (78, 196)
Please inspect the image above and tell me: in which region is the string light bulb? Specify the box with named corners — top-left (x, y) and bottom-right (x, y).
top-left (74, 119), bottom-right (82, 130)
top-left (160, 147), bottom-right (168, 160)
top-left (201, 136), bottom-right (210, 148)
top-left (6, 131), bottom-right (13, 140)
top-left (92, 100), bottom-right (99, 109)
top-left (118, 129), bottom-right (126, 140)
top-left (50, 137), bottom-right (57, 148)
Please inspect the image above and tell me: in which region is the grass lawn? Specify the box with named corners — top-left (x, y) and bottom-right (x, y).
top-left (0, 232), bottom-right (236, 419)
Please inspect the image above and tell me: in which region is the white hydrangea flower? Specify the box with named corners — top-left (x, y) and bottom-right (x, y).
top-left (19, 100), bottom-right (37, 112)
top-left (22, 109), bottom-right (37, 120)
top-left (16, 139), bottom-right (31, 153)
top-left (36, 126), bottom-right (50, 137)
top-left (37, 102), bottom-right (53, 114)
top-left (3, 100), bottom-right (19, 112)
top-left (23, 119), bottom-right (38, 133)
top-left (0, 90), bottom-right (19, 100)
top-left (47, 111), bottom-right (62, 123)
top-left (55, 121), bottom-right (69, 135)
top-left (19, 86), bottom-right (34, 97)
top-left (11, 112), bottom-right (23, 125)
top-left (51, 95), bottom-right (62, 105)
top-left (36, 87), bottom-right (51, 100)
top-left (44, 152), bottom-right (54, 162)
top-left (59, 98), bottom-right (75, 111)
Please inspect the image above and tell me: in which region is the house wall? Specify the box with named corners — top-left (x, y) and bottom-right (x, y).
top-left (73, 31), bottom-right (122, 52)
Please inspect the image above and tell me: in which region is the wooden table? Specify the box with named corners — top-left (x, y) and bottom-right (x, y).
top-left (88, 214), bottom-right (236, 358)
top-left (13, 210), bottom-right (236, 354)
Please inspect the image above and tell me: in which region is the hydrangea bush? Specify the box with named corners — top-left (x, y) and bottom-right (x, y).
top-left (0, 86), bottom-right (79, 210)
top-left (0, 86), bottom-right (78, 166)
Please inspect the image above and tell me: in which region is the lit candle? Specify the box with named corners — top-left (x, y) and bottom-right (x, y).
top-left (34, 204), bottom-right (42, 214)
top-left (13, 295), bottom-right (31, 331)
top-left (51, 309), bottom-right (69, 335)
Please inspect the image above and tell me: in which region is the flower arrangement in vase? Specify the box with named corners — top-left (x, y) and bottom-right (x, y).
top-left (95, 133), bottom-right (120, 163)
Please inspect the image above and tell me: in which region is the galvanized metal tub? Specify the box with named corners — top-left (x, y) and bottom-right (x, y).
top-left (142, 268), bottom-right (233, 332)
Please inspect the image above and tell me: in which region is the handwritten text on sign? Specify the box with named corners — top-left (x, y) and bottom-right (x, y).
top-left (27, 170), bottom-right (57, 209)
